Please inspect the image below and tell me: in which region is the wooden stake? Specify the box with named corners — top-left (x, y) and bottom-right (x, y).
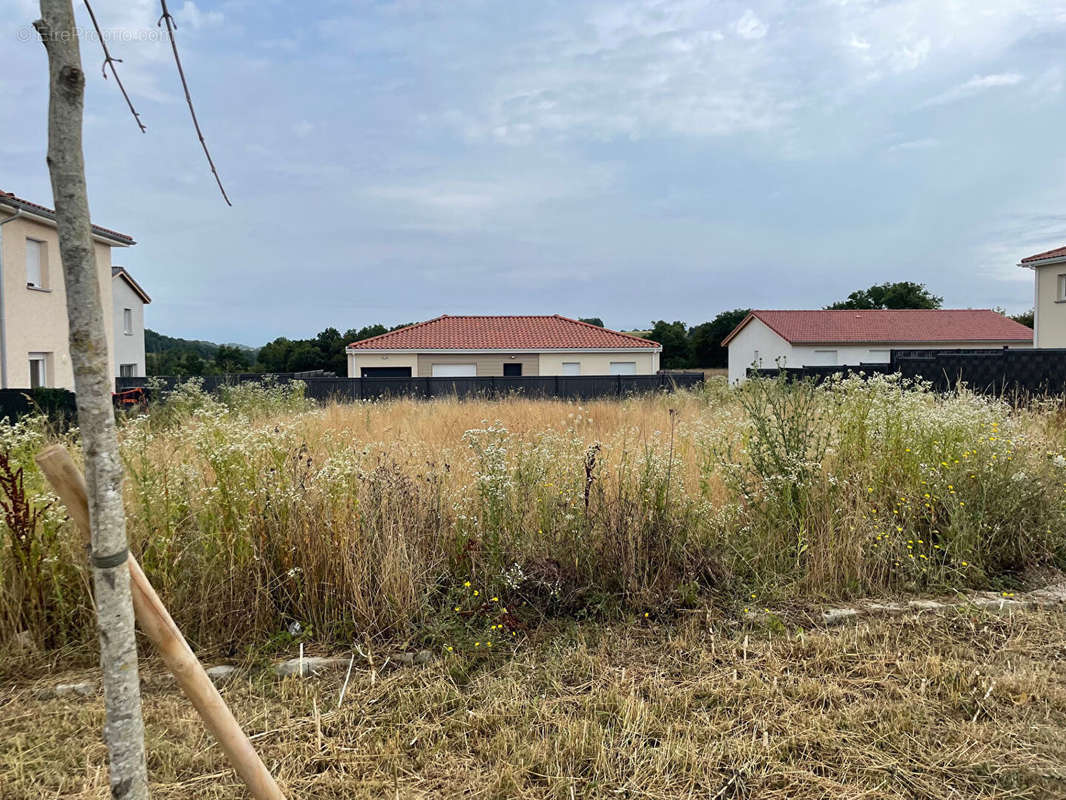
top-left (35, 444), bottom-right (286, 800)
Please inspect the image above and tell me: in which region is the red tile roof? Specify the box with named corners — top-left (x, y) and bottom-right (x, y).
top-left (348, 315), bottom-right (660, 350)
top-left (723, 309), bottom-right (1033, 346)
top-left (1020, 245), bottom-right (1066, 264)
top-left (0, 189), bottom-right (134, 245)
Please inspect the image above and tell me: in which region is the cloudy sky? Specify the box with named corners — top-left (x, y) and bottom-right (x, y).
top-left (4, 0), bottom-right (1066, 344)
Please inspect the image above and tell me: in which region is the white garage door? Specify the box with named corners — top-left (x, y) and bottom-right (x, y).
top-left (609, 361), bottom-right (637, 375)
top-left (431, 363), bottom-right (476, 377)
top-left (561, 362), bottom-right (581, 375)
top-left (807, 350), bottom-right (838, 366)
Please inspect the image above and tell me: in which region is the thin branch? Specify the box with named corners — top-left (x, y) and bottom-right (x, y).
top-left (82, 0), bottom-right (146, 132)
top-left (158, 0), bottom-right (232, 206)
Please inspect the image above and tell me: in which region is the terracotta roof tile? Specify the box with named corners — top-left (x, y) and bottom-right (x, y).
top-left (0, 189), bottom-right (134, 245)
top-left (1020, 245), bottom-right (1066, 264)
top-left (723, 309), bottom-right (1033, 346)
top-left (348, 315), bottom-right (660, 350)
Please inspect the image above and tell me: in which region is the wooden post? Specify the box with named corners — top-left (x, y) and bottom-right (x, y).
top-left (35, 445), bottom-right (287, 800)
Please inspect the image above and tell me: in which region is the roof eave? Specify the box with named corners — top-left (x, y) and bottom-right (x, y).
top-left (346, 346), bottom-right (663, 354)
top-left (1019, 256), bottom-right (1066, 268)
top-left (0, 197), bottom-right (135, 246)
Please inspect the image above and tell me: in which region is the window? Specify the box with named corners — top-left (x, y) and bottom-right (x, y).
top-left (119, 363), bottom-right (138, 378)
top-left (26, 239), bottom-right (45, 288)
top-left (1059, 274), bottom-right (1066, 301)
top-left (810, 350), bottom-right (838, 366)
top-left (29, 353), bottom-right (48, 388)
top-left (431, 363), bottom-right (476, 377)
top-left (561, 362), bottom-right (580, 376)
top-left (503, 362), bottom-right (522, 376)
top-left (609, 361), bottom-right (637, 375)
top-left (123, 308), bottom-right (133, 334)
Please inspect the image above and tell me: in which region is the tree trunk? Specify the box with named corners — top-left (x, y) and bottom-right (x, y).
top-left (34, 3), bottom-right (149, 798)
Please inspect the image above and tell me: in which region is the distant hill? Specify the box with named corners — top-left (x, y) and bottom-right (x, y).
top-left (145, 330), bottom-right (257, 358)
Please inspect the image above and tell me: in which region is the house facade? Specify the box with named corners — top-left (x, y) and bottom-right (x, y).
top-left (0, 190), bottom-right (135, 389)
top-left (1020, 245), bottom-right (1066, 348)
top-left (346, 315), bottom-right (661, 377)
top-left (112, 267), bottom-right (151, 378)
top-left (724, 309), bottom-right (1033, 384)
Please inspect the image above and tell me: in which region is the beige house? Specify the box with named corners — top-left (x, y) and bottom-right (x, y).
top-left (1020, 245), bottom-right (1066, 348)
top-left (0, 190), bottom-right (135, 389)
top-left (346, 315), bottom-right (661, 377)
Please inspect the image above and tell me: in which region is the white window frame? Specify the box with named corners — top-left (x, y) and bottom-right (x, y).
top-left (29, 353), bottom-right (48, 388)
top-left (123, 308), bottom-right (133, 335)
top-left (561, 362), bottom-right (581, 376)
top-left (26, 238), bottom-right (45, 289)
top-left (119, 363), bottom-right (138, 378)
top-left (1058, 274), bottom-right (1066, 302)
top-left (609, 361), bottom-right (637, 375)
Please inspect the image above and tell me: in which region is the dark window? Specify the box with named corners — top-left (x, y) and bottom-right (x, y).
top-left (503, 362), bottom-right (522, 377)
top-left (361, 366), bottom-right (412, 378)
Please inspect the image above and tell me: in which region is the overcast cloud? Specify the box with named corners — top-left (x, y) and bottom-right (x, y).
top-left (2, 0), bottom-right (1066, 343)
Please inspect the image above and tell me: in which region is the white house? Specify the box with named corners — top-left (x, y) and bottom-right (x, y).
top-left (111, 267), bottom-right (151, 378)
top-left (1019, 245), bottom-right (1066, 348)
top-left (346, 315), bottom-right (661, 377)
top-left (723, 309), bottom-right (1034, 384)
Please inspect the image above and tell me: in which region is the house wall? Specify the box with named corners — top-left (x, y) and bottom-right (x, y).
top-left (1033, 263), bottom-right (1066, 348)
top-left (727, 319), bottom-right (793, 384)
top-left (112, 276), bottom-right (146, 377)
top-left (537, 351), bottom-right (658, 375)
top-left (417, 353), bottom-right (540, 377)
top-left (348, 350), bottom-right (660, 378)
top-left (347, 352), bottom-right (419, 377)
top-left (0, 212), bottom-right (116, 389)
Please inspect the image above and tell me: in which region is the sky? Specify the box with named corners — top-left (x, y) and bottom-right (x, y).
top-left (3, 0), bottom-right (1066, 345)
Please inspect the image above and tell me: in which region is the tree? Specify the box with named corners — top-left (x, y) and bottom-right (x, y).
top-left (649, 320), bottom-right (692, 369)
top-left (1011, 308), bottom-right (1034, 328)
top-left (828, 281), bottom-right (943, 310)
top-left (579, 317), bottom-right (605, 327)
top-left (36, 2), bottom-right (147, 795)
top-left (689, 308), bottom-right (750, 368)
top-left (215, 344), bottom-right (250, 373)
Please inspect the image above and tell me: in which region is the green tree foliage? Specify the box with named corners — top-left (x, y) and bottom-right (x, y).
top-left (579, 317), bottom-right (605, 327)
top-left (689, 308), bottom-right (751, 368)
top-left (1011, 308), bottom-right (1034, 328)
top-left (648, 320), bottom-right (692, 369)
top-left (828, 281), bottom-right (943, 310)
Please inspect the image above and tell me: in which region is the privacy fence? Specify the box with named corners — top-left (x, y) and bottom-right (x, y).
top-left (751, 347), bottom-right (1066, 396)
top-left (116, 372), bottom-right (705, 403)
top-left (0, 388), bottom-right (77, 426)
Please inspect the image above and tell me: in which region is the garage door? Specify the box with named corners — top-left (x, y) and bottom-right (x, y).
top-left (431, 363), bottom-right (476, 377)
top-left (361, 366), bottom-right (412, 377)
top-left (609, 361), bottom-right (637, 375)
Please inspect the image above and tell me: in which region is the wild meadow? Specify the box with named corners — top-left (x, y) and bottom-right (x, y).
top-left (2, 374), bottom-right (1064, 658)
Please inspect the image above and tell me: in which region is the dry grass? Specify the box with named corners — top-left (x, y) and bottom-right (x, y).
top-left (3, 607), bottom-right (1065, 798)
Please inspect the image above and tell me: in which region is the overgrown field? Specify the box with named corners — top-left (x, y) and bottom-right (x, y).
top-left (2, 376), bottom-right (1066, 657)
top-left (3, 609), bottom-right (1065, 799)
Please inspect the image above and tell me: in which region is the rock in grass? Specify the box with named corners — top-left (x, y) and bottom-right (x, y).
top-left (273, 656), bottom-right (349, 678)
top-left (206, 665), bottom-right (238, 684)
top-left (822, 608), bottom-right (861, 626)
top-left (908, 599), bottom-right (949, 612)
top-left (36, 681), bottom-right (98, 700)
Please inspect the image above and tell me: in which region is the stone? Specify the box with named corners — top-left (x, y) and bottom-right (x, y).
top-left (862, 602), bottom-right (907, 616)
top-left (908, 599), bottom-right (949, 612)
top-left (273, 656), bottom-right (349, 677)
top-left (206, 665), bottom-right (238, 684)
top-left (413, 649), bottom-right (433, 665)
top-left (822, 608), bottom-right (861, 626)
top-left (36, 681), bottom-right (98, 700)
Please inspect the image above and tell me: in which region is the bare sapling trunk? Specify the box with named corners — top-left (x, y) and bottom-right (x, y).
top-left (34, 2), bottom-right (149, 798)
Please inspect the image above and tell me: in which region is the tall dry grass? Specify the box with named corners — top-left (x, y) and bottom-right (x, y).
top-left (1, 375), bottom-right (1065, 655)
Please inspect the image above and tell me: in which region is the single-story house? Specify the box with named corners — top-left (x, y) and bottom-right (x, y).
top-left (723, 309), bottom-right (1034, 384)
top-left (345, 315), bottom-right (662, 377)
top-left (1019, 245), bottom-right (1066, 348)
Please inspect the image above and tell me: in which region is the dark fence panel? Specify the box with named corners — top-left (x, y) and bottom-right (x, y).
top-left (0, 387), bottom-right (77, 425)
top-left (751, 347), bottom-right (1066, 396)
top-left (119, 372), bottom-right (705, 403)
